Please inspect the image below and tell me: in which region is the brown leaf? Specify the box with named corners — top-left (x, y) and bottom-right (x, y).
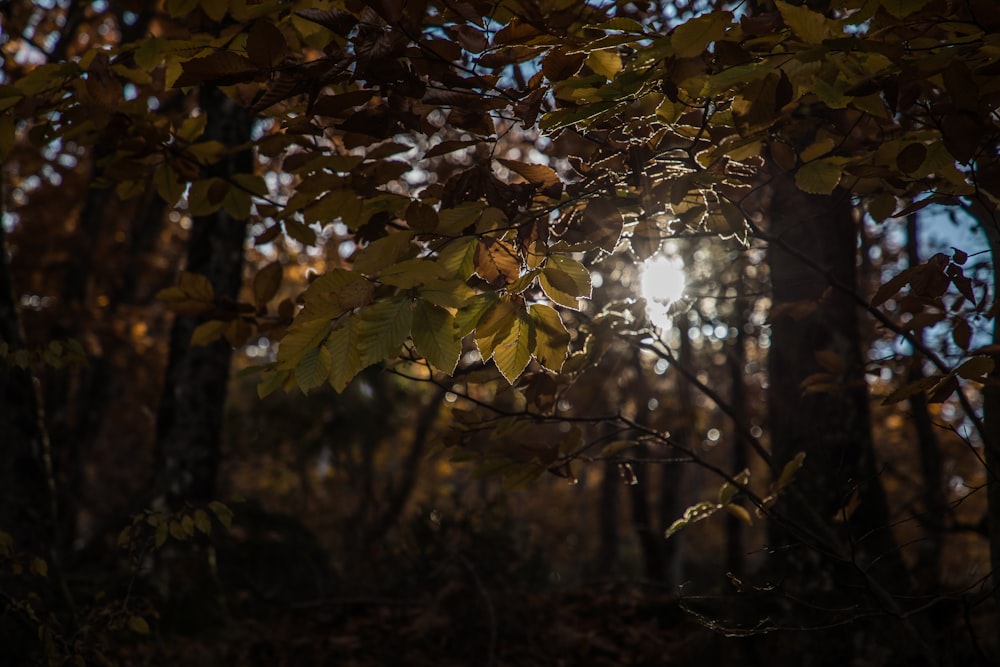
top-left (631, 218), bottom-right (661, 261)
top-left (448, 24), bottom-right (488, 53)
top-left (895, 142), bottom-right (927, 174)
top-left (497, 158), bottom-right (560, 188)
top-left (246, 20), bottom-right (287, 68)
top-left (294, 8), bottom-right (358, 35)
top-left (175, 51), bottom-right (262, 87)
top-left (474, 238), bottom-right (521, 287)
top-left (542, 48), bottom-right (587, 81)
top-left (581, 199), bottom-right (624, 253)
top-left (253, 262), bottom-right (283, 309)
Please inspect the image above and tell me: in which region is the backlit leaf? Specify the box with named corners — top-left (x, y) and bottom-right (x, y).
top-left (529, 304), bottom-right (570, 372)
top-left (412, 301), bottom-right (462, 374)
top-left (474, 238), bottom-right (521, 287)
top-left (493, 310), bottom-right (533, 383)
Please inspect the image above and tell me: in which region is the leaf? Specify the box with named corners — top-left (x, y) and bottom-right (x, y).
top-left (253, 261), bottom-right (282, 309)
top-left (208, 501), bottom-right (233, 529)
top-left (194, 509), bottom-right (212, 535)
top-left (586, 49), bottom-right (621, 79)
top-left (326, 317), bottom-right (364, 392)
top-left (529, 304), bottom-right (570, 372)
top-left (665, 501), bottom-right (721, 538)
top-left (295, 345), bottom-right (332, 393)
top-left (539, 255), bottom-right (591, 310)
top-left (456, 292), bottom-right (500, 337)
top-left (425, 139), bottom-right (477, 159)
top-left (896, 142), bottom-right (927, 174)
top-left (724, 503), bottom-right (753, 525)
top-left (128, 616), bottom-right (151, 635)
top-left (357, 298), bottom-right (413, 366)
top-left (956, 356), bottom-right (994, 380)
top-left (277, 317), bottom-right (331, 370)
top-left (412, 301), bottom-right (462, 374)
top-left (496, 158), bottom-right (560, 188)
top-left (776, 0), bottom-right (833, 44)
top-left (671, 11), bottom-right (731, 58)
top-left (871, 268), bottom-right (914, 307)
top-left (795, 157), bottom-right (848, 195)
top-left (474, 238), bottom-right (521, 287)
top-left (581, 199), bottom-right (624, 252)
top-left (631, 218), bottom-right (661, 261)
top-left (776, 452), bottom-right (806, 491)
top-left (246, 20), bottom-right (287, 68)
top-left (474, 297), bottom-right (520, 362)
top-left (174, 51), bottom-right (261, 87)
top-left (814, 349), bottom-right (845, 375)
top-left (191, 320), bottom-right (227, 346)
top-left (881, 373), bottom-right (943, 405)
top-left (492, 310), bottom-right (533, 383)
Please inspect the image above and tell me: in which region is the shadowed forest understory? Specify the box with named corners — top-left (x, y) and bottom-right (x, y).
top-left (3, 0), bottom-right (1000, 665)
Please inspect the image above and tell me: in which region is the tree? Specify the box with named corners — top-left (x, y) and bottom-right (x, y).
top-left (4, 0), bottom-right (1000, 663)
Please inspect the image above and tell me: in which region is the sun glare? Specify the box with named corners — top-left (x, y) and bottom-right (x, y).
top-left (640, 255), bottom-right (686, 328)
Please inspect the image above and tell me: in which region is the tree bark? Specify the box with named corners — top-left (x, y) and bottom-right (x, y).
top-left (153, 86), bottom-right (252, 507)
top-left (766, 174), bottom-right (904, 606)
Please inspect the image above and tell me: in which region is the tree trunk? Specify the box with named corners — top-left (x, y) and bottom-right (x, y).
top-left (765, 174), bottom-right (906, 657)
top-left (153, 86), bottom-right (252, 507)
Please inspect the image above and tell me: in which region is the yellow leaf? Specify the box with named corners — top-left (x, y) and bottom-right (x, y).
top-left (191, 320), bottom-right (227, 346)
top-left (492, 311), bottom-right (533, 383)
top-left (795, 156), bottom-right (849, 195)
top-left (295, 345), bottom-right (332, 393)
top-left (586, 49), bottom-right (621, 79)
top-left (776, 0), bottom-right (835, 44)
top-left (412, 301), bottom-right (462, 374)
top-left (194, 509), bottom-right (212, 535)
top-left (128, 616), bottom-right (151, 635)
top-left (670, 11), bottom-right (731, 58)
top-left (529, 304), bottom-right (569, 372)
top-left (208, 501), bottom-right (233, 529)
top-left (326, 317), bottom-right (364, 392)
top-left (799, 137), bottom-right (836, 162)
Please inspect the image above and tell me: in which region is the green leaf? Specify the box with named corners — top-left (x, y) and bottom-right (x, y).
top-left (474, 297), bottom-right (520, 362)
top-left (539, 255), bottom-right (592, 310)
top-left (277, 317), bottom-right (331, 370)
top-left (352, 231), bottom-right (415, 274)
top-left (670, 11), bottom-right (731, 58)
top-left (456, 292), bottom-right (500, 337)
top-left (295, 345), bottom-right (332, 393)
top-left (795, 156), bottom-right (849, 195)
top-left (326, 317), bottom-right (364, 392)
top-left (412, 301), bottom-right (462, 374)
top-left (529, 304), bottom-right (570, 372)
top-left (357, 298), bottom-right (413, 366)
top-left (493, 310), bottom-right (533, 383)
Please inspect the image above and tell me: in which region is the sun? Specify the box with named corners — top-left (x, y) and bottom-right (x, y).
top-left (640, 255), bottom-right (686, 328)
